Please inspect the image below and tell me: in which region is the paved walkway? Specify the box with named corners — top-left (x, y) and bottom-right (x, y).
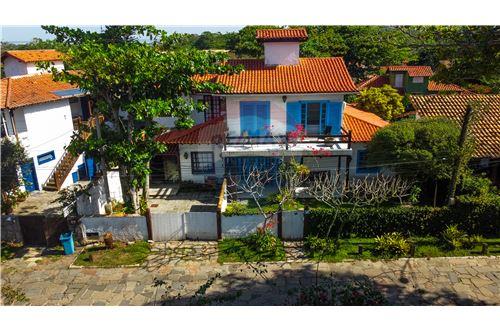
top-left (1, 242), bottom-right (499, 305)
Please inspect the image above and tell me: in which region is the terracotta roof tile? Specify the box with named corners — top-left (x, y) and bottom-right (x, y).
top-left (357, 75), bottom-right (390, 89)
top-left (342, 104), bottom-right (389, 142)
top-left (256, 29), bottom-right (308, 42)
top-left (384, 65), bottom-right (434, 77)
top-left (156, 116), bottom-right (226, 145)
top-left (2, 49), bottom-right (64, 63)
top-left (427, 80), bottom-right (466, 92)
top-left (194, 58), bottom-right (357, 94)
top-left (0, 74), bottom-right (78, 109)
top-left (410, 94), bottom-right (500, 158)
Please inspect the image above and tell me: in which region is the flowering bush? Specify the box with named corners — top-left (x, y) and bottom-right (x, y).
top-left (295, 278), bottom-right (387, 305)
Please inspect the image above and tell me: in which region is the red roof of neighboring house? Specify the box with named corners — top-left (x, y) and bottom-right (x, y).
top-left (256, 28), bottom-right (308, 42)
top-left (384, 65), bottom-right (434, 77)
top-left (2, 49), bottom-right (64, 63)
top-left (410, 94), bottom-right (500, 158)
top-left (342, 104), bottom-right (389, 142)
top-left (357, 75), bottom-right (390, 89)
top-left (1, 74), bottom-right (78, 109)
top-left (156, 116), bottom-right (226, 145)
top-left (427, 80), bottom-right (466, 92)
top-left (194, 58), bottom-right (357, 94)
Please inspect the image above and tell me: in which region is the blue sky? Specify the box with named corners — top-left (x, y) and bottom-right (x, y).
top-left (1, 26), bottom-right (243, 43)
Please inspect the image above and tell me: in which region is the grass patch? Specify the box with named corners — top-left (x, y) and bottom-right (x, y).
top-left (74, 241), bottom-right (151, 267)
top-left (224, 198), bottom-right (304, 216)
top-left (218, 238), bottom-right (285, 263)
top-left (1, 242), bottom-right (23, 261)
top-left (305, 237), bottom-right (500, 262)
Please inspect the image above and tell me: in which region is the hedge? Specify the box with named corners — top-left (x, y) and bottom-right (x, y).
top-left (304, 199), bottom-right (500, 238)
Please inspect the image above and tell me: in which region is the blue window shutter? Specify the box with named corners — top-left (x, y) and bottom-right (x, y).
top-left (240, 102), bottom-right (255, 135)
top-left (256, 101), bottom-right (270, 135)
top-left (72, 171), bottom-right (79, 183)
top-left (85, 157), bottom-right (95, 179)
top-left (286, 102), bottom-right (301, 132)
top-left (328, 101), bottom-right (344, 135)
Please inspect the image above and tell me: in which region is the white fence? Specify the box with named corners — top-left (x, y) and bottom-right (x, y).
top-left (282, 211), bottom-right (304, 240)
top-left (81, 215), bottom-right (148, 241)
top-left (150, 211), bottom-right (218, 241)
top-left (221, 214), bottom-right (278, 238)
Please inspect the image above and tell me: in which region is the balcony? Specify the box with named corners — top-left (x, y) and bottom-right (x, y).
top-left (222, 130), bottom-right (352, 157)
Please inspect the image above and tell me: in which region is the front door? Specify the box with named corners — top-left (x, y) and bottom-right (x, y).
top-left (21, 160), bottom-right (39, 192)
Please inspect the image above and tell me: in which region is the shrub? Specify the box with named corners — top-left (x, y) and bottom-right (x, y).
top-left (304, 236), bottom-right (336, 254)
top-left (305, 199), bottom-right (499, 238)
top-left (245, 231), bottom-right (280, 255)
top-left (374, 232), bottom-right (410, 257)
top-left (441, 225), bottom-right (468, 250)
top-left (224, 201), bottom-right (248, 216)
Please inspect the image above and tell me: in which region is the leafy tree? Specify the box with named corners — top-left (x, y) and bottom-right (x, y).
top-left (366, 118), bottom-right (474, 204)
top-left (398, 26), bottom-right (500, 92)
top-left (355, 85), bottom-right (405, 121)
top-left (232, 25), bottom-right (282, 57)
top-left (42, 25), bottom-right (238, 211)
top-left (1, 139), bottom-right (28, 214)
top-left (194, 31), bottom-right (236, 50)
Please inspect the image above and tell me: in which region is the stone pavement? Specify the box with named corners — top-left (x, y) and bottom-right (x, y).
top-left (1, 242), bottom-right (499, 306)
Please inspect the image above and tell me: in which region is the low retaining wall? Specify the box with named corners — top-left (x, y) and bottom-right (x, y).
top-left (80, 215), bottom-right (148, 241)
top-left (1, 215), bottom-right (23, 243)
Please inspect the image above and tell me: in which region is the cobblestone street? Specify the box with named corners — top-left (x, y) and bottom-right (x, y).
top-left (1, 242), bottom-right (499, 306)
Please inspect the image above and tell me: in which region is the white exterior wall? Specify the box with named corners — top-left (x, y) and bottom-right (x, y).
top-left (16, 100), bottom-right (76, 187)
top-left (264, 42), bottom-right (300, 66)
top-left (3, 57), bottom-right (64, 77)
top-left (225, 94), bottom-right (345, 136)
top-left (178, 144), bottom-right (224, 183)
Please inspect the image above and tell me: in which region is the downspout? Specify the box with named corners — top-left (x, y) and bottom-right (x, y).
top-left (9, 109), bottom-right (19, 142)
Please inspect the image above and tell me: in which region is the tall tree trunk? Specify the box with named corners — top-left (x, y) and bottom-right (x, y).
top-left (142, 119), bottom-right (152, 204)
top-left (126, 109), bottom-right (138, 212)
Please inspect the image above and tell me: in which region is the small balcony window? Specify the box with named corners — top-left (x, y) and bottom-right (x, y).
top-left (412, 76), bottom-right (424, 83)
top-left (203, 95), bottom-right (226, 121)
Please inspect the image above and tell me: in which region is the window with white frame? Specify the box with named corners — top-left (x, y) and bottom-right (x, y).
top-left (191, 152), bottom-right (215, 174)
top-left (394, 74), bottom-right (404, 88)
top-left (412, 76), bottom-right (424, 83)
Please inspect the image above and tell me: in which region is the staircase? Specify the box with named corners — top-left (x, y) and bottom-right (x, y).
top-left (43, 116), bottom-right (103, 191)
top-left (43, 149), bottom-right (80, 191)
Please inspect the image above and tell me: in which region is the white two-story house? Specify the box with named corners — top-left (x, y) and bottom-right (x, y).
top-left (1, 50), bottom-right (96, 192)
top-left (155, 29), bottom-right (388, 185)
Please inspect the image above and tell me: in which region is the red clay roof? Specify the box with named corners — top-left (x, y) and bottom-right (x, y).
top-left (256, 28), bottom-right (308, 42)
top-left (194, 58), bottom-right (357, 94)
top-left (342, 104), bottom-right (389, 142)
top-left (410, 94), bottom-right (500, 158)
top-left (2, 49), bottom-right (64, 63)
top-left (427, 80), bottom-right (466, 92)
top-left (1, 74), bottom-right (78, 109)
top-left (357, 75), bottom-right (390, 89)
top-left (156, 116), bottom-right (226, 145)
top-left (384, 65), bottom-right (433, 77)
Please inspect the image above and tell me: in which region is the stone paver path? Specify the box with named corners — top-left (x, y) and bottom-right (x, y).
top-left (1, 242), bottom-right (499, 305)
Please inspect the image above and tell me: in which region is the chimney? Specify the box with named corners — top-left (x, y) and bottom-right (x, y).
top-left (256, 28), bottom-right (308, 66)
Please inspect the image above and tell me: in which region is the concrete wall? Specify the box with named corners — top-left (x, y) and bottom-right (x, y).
top-left (1, 215), bottom-right (23, 243)
top-left (225, 94), bottom-right (345, 136)
top-left (264, 42), bottom-right (300, 66)
top-left (26, 61), bottom-right (64, 75)
top-left (81, 215), bottom-right (148, 241)
top-left (76, 170), bottom-right (124, 216)
top-left (178, 144), bottom-right (224, 183)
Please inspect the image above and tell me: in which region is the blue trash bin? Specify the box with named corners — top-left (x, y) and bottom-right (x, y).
top-left (59, 232), bottom-right (75, 255)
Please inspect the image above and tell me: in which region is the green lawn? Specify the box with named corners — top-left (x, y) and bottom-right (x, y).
top-left (305, 237), bottom-right (500, 262)
top-left (218, 238), bottom-right (286, 263)
top-left (74, 241), bottom-right (151, 267)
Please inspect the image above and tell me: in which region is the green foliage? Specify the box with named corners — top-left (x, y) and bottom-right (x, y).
top-left (305, 199), bottom-right (500, 239)
top-left (1, 139), bottom-right (29, 214)
top-left (374, 232), bottom-right (410, 257)
top-left (441, 225), bottom-right (483, 250)
top-left (304, 236), bottom-right (336, 254)
top-left (459, 174), bottom-right (498, 198)
top-left (245, 231), bottom-right (281, 255)
top-left (218, 236), bottom-right (285, 263)
top-left (295, 277), bottom-right (387, 305)
top-left (355, 85), bottom-right (405, 120)
top-left (367, 118), bottom-right (472, 183)
top-left (232, 25), bottom-right (282, 57)
top-left (223, 198), bottom-right (304, 216)
top-left (1, 284), bottom-right (29, 305)
top-left (1, 242), bottom-right (23, 261)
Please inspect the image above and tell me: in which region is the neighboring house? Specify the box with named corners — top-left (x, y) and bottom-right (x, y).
top-left (358, 65), bottom-right (466, 95)
top-left (1, 50), bottom-right (96, 192)
top-left (155, 29), bottom-right (388, 184)
top-left (1, 49), bottom-right (65, 77)
top-left (409, 94), bottom-right (500, 185)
